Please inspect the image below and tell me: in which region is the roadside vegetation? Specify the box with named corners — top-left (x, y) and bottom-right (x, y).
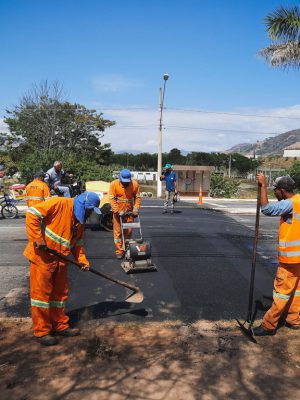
top-left (1, 80), bottom-right (300, 198)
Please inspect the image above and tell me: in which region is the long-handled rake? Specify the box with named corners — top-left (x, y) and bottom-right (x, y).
top-left (236, 183), bottom-right (261, 344)
top-left (44, 247), bottom-right (144, 303)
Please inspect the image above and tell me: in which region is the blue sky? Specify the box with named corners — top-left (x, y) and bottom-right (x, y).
top-left (1, 0), bottom-right (300, 153)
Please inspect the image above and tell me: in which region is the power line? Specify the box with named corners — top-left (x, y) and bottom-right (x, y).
top-left (99, 107), bottom-right (300, 120)
top-left (111, 125), bottom-right (280, 135)
top-left (1, 105), bottom-right (300, 120)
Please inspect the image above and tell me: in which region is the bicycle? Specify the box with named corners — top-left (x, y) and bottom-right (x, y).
top-left (0, 193), bottom-right (18, 219)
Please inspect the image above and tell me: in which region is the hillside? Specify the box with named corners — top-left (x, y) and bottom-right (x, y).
top-left (227, 129), bottom-right (300, 157)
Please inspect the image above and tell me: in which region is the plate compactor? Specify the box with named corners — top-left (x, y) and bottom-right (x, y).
top-left (120, 213), bottom-right (157, 274)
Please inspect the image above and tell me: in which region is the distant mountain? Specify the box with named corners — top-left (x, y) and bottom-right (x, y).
top-left (226, 129), bottom-right (300, 157)
top-left (115, 149), bottom-right (141, 155)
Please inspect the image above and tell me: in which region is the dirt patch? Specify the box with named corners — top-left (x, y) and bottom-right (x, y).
top-left (0, 317), bottom-right (299, 400)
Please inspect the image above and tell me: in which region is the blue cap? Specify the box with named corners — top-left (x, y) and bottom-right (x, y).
top-left (74, 192), bottom-right (101, 224)
top-left (119, 169), bottom-right (132, 183)
top-left (164, 163), bottom-right (172, 169)
top-left (85, 192), bottom-right (101, 213)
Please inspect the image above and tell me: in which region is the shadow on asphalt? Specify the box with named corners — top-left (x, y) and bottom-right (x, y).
top-left (68, 301), bottom-right (148, 324)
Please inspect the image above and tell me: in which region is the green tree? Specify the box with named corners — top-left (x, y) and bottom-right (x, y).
top-left (286, 160), bottom-right (300, 189)
top-left (230, 153), bottom-right (260, 174)
top-left (163, 148), bottom-right (186, 166)
top-left (4, 81), bottom-right (115, 163)
top-left (259, 6), bottom-right (300, 69)
top-left (16, 148), bottom-right (119, 183)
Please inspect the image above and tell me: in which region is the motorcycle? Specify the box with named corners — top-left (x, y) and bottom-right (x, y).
top-left (50, 175), bottom-right (86, 198)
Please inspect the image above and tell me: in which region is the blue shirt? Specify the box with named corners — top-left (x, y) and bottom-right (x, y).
top-left (261, 199), bottom-right (293, 223)
top-left (163, 171), bottom-right (177, 191)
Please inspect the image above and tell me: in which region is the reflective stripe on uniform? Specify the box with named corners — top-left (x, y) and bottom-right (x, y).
top-left (43, 226), bottom-right (71, 249)
top-left (31, 298), bottom-right (50, 308)
top-left (114, 239), bottom-right (122, 243)
top-left (27, 207), bottom-right (43, 219)
top-left (295, 290), bottom-right (300, 297)
top-left (27, 207), bottom-right (71, 249)
top-left (293, 210), bottom-right (300, 222)
top-left (44, 196), bottom-right (52, 200)
top-left (109, 195), bottom-right (116, 199)
top-left (26, 196), bottom-right (44, 201)
top-left (278, 250), bottom-right (300, 257)
top-left (279, 239), bottom-right (300, 247)
top-left (116, 198), bottom-right (132, 202)
top-left (31, 299), bottom-right (66, 308)
top-left (273, 291), bottom-right (290, 301)
top-left (50, 300), bottom-right (65, 308)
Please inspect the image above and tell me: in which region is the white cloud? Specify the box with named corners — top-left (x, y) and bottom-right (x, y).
top-left (0, 118), bottom-right (8, 132)
top-left (91, 74), bottom-right (143, 93)
top-left (99, 105), bottom-right (300, 153)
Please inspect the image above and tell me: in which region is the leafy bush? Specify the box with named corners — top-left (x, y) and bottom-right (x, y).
top-left (16, 149), bottom-right (121, 183)
top-left (210, 173), bottom-right (240, 198)
top-left (286, 161), bottom-right (300, 189)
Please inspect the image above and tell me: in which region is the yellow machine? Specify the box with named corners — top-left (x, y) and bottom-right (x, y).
top-left (85, 180), bottom-right (112, 231)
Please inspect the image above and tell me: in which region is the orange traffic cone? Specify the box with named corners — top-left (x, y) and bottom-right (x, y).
top-left (198, 193), bottom-right (203, 205)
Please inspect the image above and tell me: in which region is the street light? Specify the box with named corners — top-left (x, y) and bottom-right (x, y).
top-left (157, 73), bottom-right (169, 198)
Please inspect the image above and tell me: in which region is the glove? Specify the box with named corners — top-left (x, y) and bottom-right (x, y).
top-left (34, 239), bottom-right (47, 250)
top-left (132, 208), bottom-right (139, 217)
top-left (118, 211), bottom-right (125, 217)
top-left (80, 263), bottom-right (90, 271)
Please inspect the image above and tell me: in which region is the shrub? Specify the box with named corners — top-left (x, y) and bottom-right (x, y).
top-left (210, 174), bottom-right (240, 198)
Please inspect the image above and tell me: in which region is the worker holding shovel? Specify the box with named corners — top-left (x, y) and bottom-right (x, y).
top-left (23, 192), bottom-right (101, 346)
top-left (253, 173), bottom-right (300, 336)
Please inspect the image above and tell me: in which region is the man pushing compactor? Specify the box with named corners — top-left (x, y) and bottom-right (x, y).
top-left (109, 169), bottom-right (141, 259)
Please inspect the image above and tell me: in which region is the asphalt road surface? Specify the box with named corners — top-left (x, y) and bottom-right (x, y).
top-left (0, 199), bottom-right (280, 325)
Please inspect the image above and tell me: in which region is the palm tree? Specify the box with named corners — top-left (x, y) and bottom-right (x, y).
top-left (259, 6), bottom-right (300, 69)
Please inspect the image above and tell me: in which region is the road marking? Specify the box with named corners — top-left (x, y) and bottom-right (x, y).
top-left (204, 202), bottom-right (227, 208)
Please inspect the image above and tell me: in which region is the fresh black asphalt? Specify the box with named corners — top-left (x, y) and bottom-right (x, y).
top-left (0, 199), bottom-right (279, 325)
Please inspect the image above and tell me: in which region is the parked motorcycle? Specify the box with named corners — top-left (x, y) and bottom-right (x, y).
top-left (50, 175), bottom-right (86, 198)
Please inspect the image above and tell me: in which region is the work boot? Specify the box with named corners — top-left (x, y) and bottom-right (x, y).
top-left (55, 328), bottom-right (80, 337)
top-left (116, 253), bottom-right (124, 260)
top-left (285, 322), bottom-right (300, 330)
top-left (252, 325), bottom-right (276, 336)
top-left (36, 335), bottom-right (58, 346)
top-left (162, 210), bottom-right (167, 214)
top-left (170, 209), bottom-right (174, 214)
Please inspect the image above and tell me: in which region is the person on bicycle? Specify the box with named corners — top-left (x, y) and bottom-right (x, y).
top-left (25, 171), bottom-right (51, 207)
top-left (109, 169), bottom-right (141, 259)
top-left (45, 161), bottom-right (73, 198)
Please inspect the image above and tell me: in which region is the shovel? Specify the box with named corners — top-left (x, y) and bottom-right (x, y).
top-left (236, 183), bottom-right (261, 344)
top-left (44, 247), bottom-right (144, 303)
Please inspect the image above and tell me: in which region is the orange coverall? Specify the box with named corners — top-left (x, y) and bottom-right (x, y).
top-left (109, 179), bottom-right (141, 255)
top-left (25, 178), bottom-right (51, 207)
top-left (23, 197), bottom-right (89, 337)
top-left (263, 194), bottom-right (300, 330)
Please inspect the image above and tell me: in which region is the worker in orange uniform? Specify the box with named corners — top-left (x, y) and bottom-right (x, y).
top-left (253, 173), bottom-right (300, 336)
top-left (25, 170), bottom-right (51, 207)
top-left (109, 169), bottom-right (141, 259)
top-left (23, 192), bottom-right (101, 346)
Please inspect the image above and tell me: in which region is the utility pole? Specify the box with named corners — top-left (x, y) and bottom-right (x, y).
top-left (157, 73), bottom-right (169, 198)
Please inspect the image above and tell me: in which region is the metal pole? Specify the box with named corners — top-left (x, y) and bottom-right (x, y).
top-left (157, 74), bottom-right (169, 198)
top-left (157, 87), bottom-right (163, 198)
top-left (229, 154), bottom-right (231, 178)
